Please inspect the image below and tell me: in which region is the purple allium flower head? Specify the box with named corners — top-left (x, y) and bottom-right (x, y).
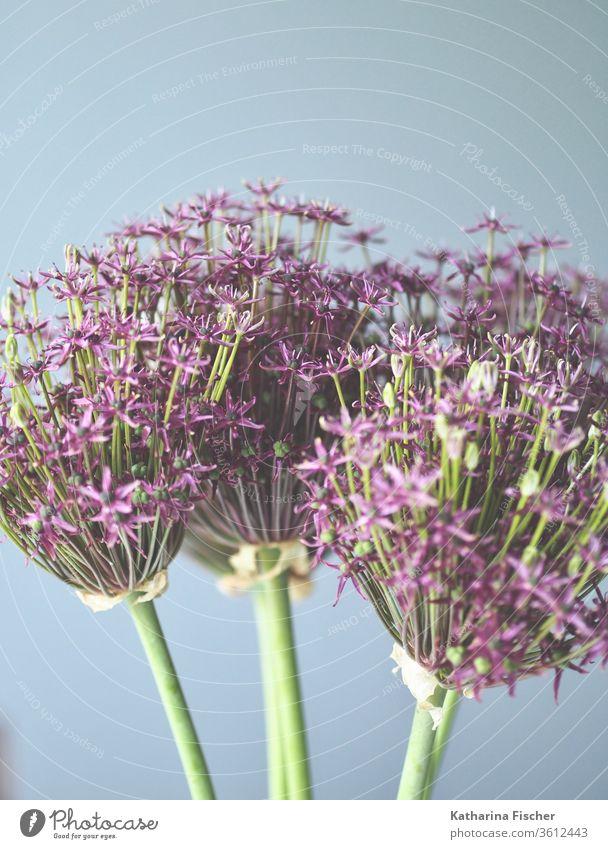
top-left (178, 186), bottom-right (393, 590)
top-left (302, 326), bottom-right (608, 698)
top-left (0, 243), bottom-right (222, 606)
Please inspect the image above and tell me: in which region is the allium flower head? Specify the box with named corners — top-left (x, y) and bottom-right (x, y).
top-left (0, 243), bottom-right (222, 608)
top-left (163, 185), bottom-right (395, 590)
top-left (303, 325), bottom-right (608, 697)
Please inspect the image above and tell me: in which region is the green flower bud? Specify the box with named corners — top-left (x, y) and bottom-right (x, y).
top-left (552, 646), bottom-right (570, 663)
top-left (520, 467), bottom-right (540, 498)
top-left (468, 360), bottom-right (498, 395)
top-left (132, 488), bottom-right (150, 505)
top-left (434, 413), bottom-right (448, 441)
top-left (589, 411), bottom-right (604, 441)
top-left (320, 529), bottom-right (336, 544)
top-left (567, 450), bottom-right (580, 477)
top-left (446, 646), bottom-right (465, 666)
top-left (390, 354), bottom-right (405, 379)
top-left (382, 381), bottom-right (396, 410)
top-left (9, 401), bottom-right (28, 428)
top-left (464, 442), bottom-right (480, 471)
top-left (273, 440), bottom-right (290, 459)
top-left (474, 657), bottom-right (492, 675)
top-left (1, 290), bottom-right (15, 324)
top-left (4, 333), bottom-right (19, 364)
top-left (353, 540), bottom-right (373, 557)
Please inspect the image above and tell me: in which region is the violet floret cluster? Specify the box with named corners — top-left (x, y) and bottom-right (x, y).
top-left (0, 243), bottom-right (221, 601)
top-left (302, 327), bottom-right (608, 695)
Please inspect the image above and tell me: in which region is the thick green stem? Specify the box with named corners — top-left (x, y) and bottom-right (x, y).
top-left (422, 688), bottom-right (460, 799)
top-left (259, 546), bottom-right (312, 799)
top-left (252, 584), bottom-right (287, 799)
top-left (127, 597), bottom-right (215, 800)
top-left (397, 689), bottom-right (447, 800)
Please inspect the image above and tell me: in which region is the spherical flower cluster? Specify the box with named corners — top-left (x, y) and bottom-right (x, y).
top-left (303, 323), bottom-right (608, 696)
top-left (0, 244), bottom-right (224, 606)
top-left (157, 183), bottom-right (397, 588)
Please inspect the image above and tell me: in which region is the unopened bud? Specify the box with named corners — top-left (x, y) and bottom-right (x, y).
top-left (464, 442), bottom-right (480, 471)
top-left (390, 354), bottom-right (405, 379)
top-left (567, 450), bottom-right (580, 477)
top-left (522, 545), bottom-right (538, 566)
top-left (468, 360), bottom-right (498, 395)
top-left (1, 289), bottom-right (15, 324)
top-left (520, 467), bottom-right (540, 498)
top-left (589, 410), bottom-right (604, 440)
top-left (4, 333), bottom-right (19, 363)
top-left (474, 657), bottom-right (492, 675)
top-left (353, 540), bottom-right (373, 557)
top-left (9, 401), bottom-right (28, 428)
top-left (434, 413), bottom-right (448, 441)
top-left (446, 646), bottom-right (465, 666)
top-left (382, 381), bottom-right (396, 410)
top-left (521, 338), bottom-right (540, 373)
top-left (273, 440), bottom-right (290, 459)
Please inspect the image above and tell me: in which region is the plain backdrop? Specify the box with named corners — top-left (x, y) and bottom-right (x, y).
top-left (1, 0), bottom-right (608, 800)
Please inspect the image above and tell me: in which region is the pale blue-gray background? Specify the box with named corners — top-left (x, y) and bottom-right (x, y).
top-left (1, 0), bottom-right (607, 800)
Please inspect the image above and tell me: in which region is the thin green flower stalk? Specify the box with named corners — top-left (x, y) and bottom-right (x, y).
top-left (397, 689), bottom-right (447, 801)
top-left (128, 593), bottom-right (215, 800)
top-left (422, 688), bottom-right (460, 799)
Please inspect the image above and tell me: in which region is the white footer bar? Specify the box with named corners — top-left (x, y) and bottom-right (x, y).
top-left (0, 799), bottom-right (605, 848)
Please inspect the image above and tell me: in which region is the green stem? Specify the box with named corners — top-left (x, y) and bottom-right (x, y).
top-left (422, 689), bottom-right (460, 799)
top-left (252, 584), bottom-right (287, 799)
top-left (127, 596), bottom-right (215, 800)
top-left (397, 689), bottom-right (447, 800)
top-left (258, 546), bottom-right (312, 799)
